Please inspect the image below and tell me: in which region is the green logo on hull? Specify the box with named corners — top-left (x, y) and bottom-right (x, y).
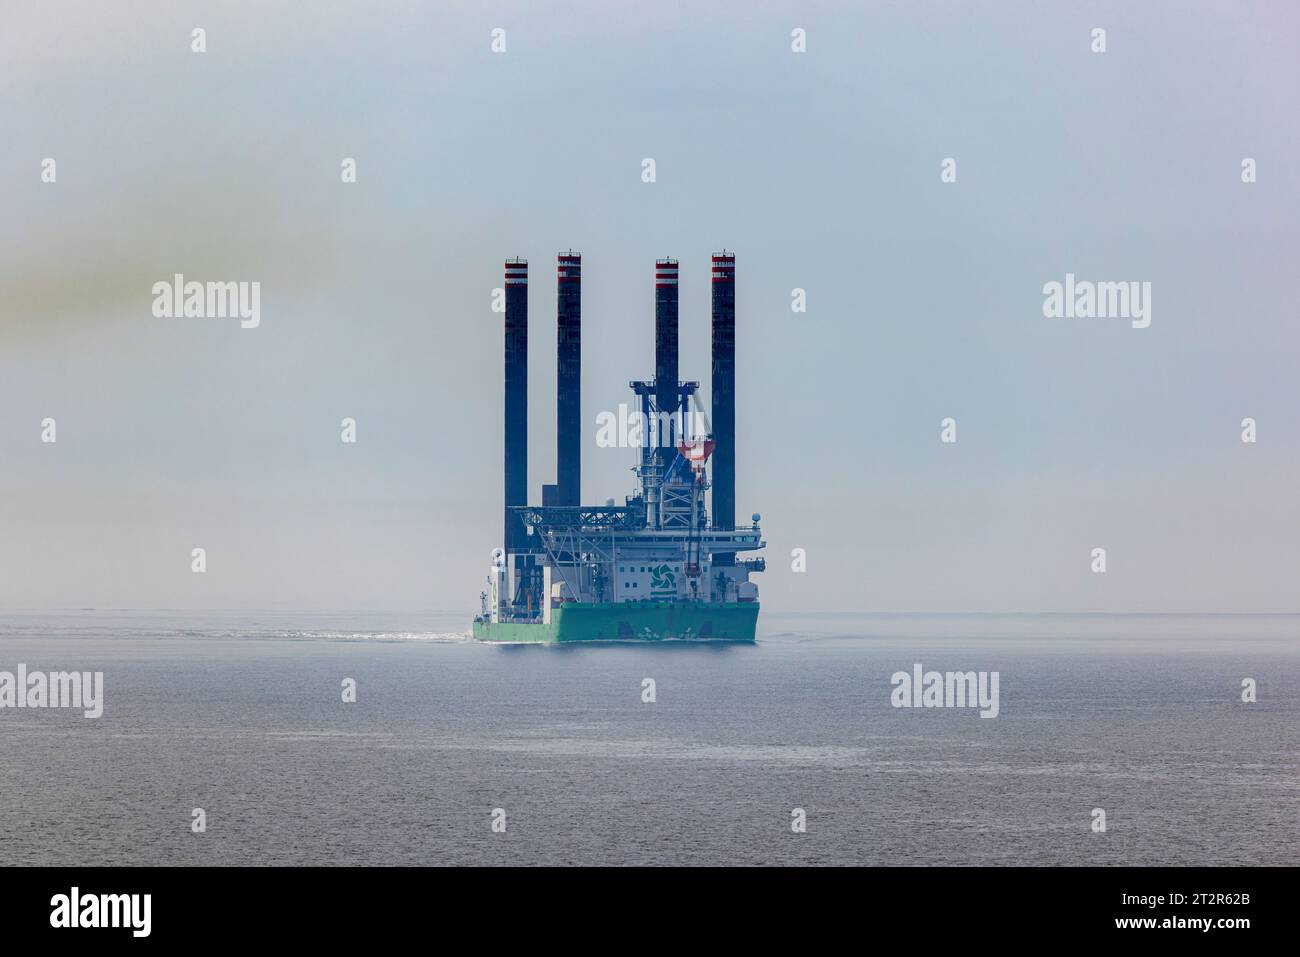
top-left (650, 563), bottom-right (676, 595)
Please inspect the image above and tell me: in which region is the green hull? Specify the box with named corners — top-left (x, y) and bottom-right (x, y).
top-left (472, 601), bottom-right (759, 643)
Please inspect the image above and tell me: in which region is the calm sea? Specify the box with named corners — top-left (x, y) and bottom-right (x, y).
top-left (0, 611), bottom-right (1295, 865)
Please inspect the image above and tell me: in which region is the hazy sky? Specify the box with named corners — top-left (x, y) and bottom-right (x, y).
top-left (3, 1), bottom-right (1298, 613)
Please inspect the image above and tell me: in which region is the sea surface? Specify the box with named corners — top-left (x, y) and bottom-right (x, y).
top-left (0, 611), bottom-right (1295, 866)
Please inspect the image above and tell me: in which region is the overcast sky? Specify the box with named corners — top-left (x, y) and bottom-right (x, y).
top-left (2, 1), bottom-right (1298, 613)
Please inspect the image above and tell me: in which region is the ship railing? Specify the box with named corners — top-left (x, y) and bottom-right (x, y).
top-left (510, 505), bottom-right (646, 531)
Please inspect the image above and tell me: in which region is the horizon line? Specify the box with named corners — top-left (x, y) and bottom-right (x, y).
top-left (3, 608), bottom-right (1300, 618)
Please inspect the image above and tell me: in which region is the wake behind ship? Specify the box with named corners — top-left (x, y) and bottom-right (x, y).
top-left (472, 253), bottom-right (765, 642)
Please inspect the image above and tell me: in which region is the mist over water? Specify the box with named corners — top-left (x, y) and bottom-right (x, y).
top-left (1, 612), bottom-right (1294, 865)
